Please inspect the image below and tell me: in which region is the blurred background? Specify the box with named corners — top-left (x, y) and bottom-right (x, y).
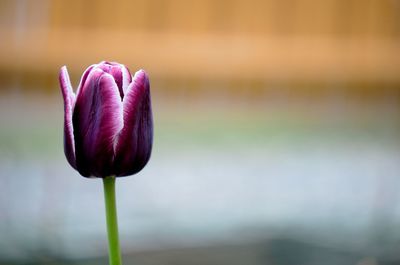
top-left (0, 0), bottom-right (400, 264)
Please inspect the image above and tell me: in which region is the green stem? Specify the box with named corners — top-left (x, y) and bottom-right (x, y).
top-left (103, 176), bottom-right (122, 265)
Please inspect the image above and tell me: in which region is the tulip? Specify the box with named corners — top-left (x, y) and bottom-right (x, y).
top-left (59, 61), bottom-right (153, 265)
top-left (59, 61), bottom-right (153, 178)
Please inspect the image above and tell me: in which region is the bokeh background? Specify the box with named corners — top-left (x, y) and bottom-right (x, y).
top-left (1, 0), bottom-right (400, 264)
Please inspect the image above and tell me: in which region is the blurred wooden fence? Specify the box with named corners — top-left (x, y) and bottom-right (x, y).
top-left (0, 0), bottom-right (399, 87)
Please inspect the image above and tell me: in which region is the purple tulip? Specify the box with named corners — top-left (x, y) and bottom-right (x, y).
top-left (59, 61), bottom-right (153, 178)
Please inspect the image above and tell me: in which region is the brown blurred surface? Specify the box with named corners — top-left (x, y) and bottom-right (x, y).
top-left (0, 0), bottom-right (399, 88)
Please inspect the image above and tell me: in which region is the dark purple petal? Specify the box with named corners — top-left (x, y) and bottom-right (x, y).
top-left (94, 62), bottom-right (132, 99)
top-left (75, 64), bottom-right (96, 99)
top-left (73, 69), bottom-right (123, 177)
top-left (110, 66), bottom-right (123, 97)
top-left (114, 70), bottom-right (153, 176)
top-left (120, 65), bottom-right (132, 95)
top-left (59, 66), bottom-right (77, 169)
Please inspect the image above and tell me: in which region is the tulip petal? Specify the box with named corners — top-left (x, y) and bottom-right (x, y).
top-left (73, 70), bottom-right (123, 177)
top-left (75, 64), bottom-right (96, 99)
top-left (114, 70), bottom-right (153, 176)
top-left (121, 65), bottom-right (132, 96)
top-left (59, 66), bottom-right (77, 169)
top-left (110, 66), bottom-right (124, 98)
top-left (95, 62), bottom-right (132, 99)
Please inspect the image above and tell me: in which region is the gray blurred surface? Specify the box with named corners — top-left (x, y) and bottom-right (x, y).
top-left (0, 92), bottom-right (399, 264)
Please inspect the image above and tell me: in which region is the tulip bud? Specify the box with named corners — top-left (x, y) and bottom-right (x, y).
top-left (59, 61), bottom-right (153, 178)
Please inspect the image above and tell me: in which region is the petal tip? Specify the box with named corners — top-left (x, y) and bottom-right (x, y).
top-left (133, 69), bottom-right (149, 88)
top-left (136, 69), bottom-right (147, 77)
top-left (59, 65), bottom-right (68, 78)
top-left (59, 66), bottom-right (74, 99)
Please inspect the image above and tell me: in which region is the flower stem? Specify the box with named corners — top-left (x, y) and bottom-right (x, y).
top-left (103, 176), bottom-right (122, 265)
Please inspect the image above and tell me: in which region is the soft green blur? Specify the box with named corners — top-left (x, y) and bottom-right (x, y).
top-left (0, 1), bottom-right (399, 265)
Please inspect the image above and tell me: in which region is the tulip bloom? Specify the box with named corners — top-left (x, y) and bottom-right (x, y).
top-left (59, 61), bottom-right (153, 178)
